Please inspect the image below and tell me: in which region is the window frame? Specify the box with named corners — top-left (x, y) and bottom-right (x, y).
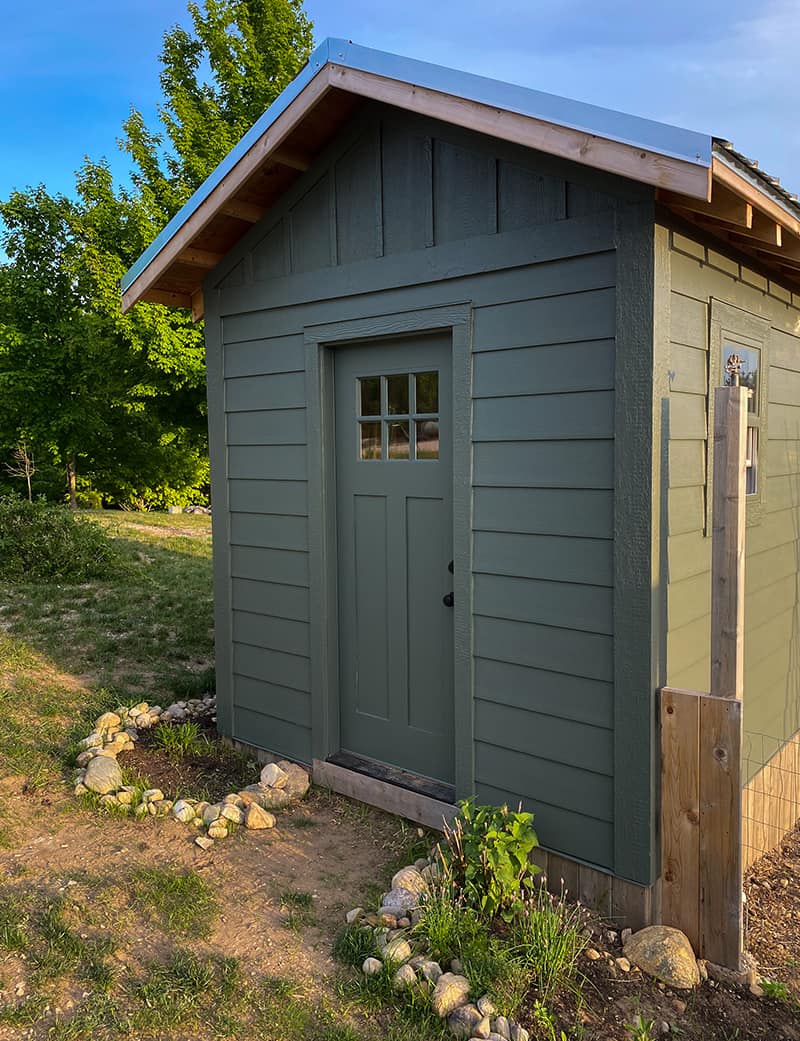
top-left (706, 299), bottom-right (770, 532)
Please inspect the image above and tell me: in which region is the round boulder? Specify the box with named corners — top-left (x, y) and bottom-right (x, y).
top-left (432, 972), bottom-right (470, 1017)
top-left (623, 926), bottom-right (700, 990)
top-left (84, 755), bottom-right (123, 795)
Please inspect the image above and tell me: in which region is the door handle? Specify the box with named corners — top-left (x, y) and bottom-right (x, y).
top-left (448, 560), bottom-right (454, 574)
top-left (442, 592), bottom-right (454, 607)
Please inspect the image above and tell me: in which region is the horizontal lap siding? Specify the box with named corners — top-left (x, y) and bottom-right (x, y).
top-left (665, 237), bottom-right (800, 777)
top-left (224, 331), bottom-right (313, 761)
top-left (471, 261), bottom-right (616, 868)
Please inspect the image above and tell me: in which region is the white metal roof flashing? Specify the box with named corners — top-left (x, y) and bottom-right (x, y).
top-left (122, 37), bottom-right (713, 294)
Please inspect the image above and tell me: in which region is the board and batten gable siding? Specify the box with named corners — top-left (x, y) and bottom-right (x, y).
top-left (204, 102), bottom-right (656, 876)
top-left (663, 227), bottom-right (800, 779)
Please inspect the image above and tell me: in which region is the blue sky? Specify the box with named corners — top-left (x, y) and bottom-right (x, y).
top-left (1, 0), bottom-right (799, 205)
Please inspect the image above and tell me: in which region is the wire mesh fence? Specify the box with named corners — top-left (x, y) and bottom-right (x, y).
top-left (742, 729), bottom-right (800, 873)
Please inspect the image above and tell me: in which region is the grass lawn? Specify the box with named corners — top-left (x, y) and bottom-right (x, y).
top-left (0, 510), bottom-right (423, 1041)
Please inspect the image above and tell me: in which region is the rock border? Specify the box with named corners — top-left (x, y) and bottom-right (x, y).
top-left (72, 699), bottom-right (310, 848)
top-left (346, 861), bottom-right (532, 1041)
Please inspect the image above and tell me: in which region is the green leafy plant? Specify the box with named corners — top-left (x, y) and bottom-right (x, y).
top-left (439, 799), bottom-right (540, 920)
top-left (625, 1016), bottom-right (656, 1041)
top-left (761, 978), bottom-right (791, 1002)
top-left (0, 495), bottom-right (122, 581)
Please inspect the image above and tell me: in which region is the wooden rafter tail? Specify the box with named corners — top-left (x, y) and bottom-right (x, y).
top-left (221, 199), bottom-right (268, 223)
top-left (271, 147), bottom-right (313, 171)
top-left (712, 157), bottom-right (800, 238)
top-left (658, 184), bottom-right (752, 228)
top-left (177, 247), bottom-right (224, 270)
top-left (141, 289), bottom-right (192, 309)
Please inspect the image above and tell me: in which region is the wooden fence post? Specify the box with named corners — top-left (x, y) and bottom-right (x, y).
top-left (702, 383), bottom-right (747, 968)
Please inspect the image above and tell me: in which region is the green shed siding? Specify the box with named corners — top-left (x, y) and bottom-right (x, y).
top-left (662, 229), bottom-right (800, 778)
top-left (205, 104), bottom-right (652, 873)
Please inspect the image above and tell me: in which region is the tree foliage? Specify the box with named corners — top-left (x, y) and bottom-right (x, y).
top-left (0, 0), bottom-right (314, 507)
top-left (123, 0), bottom-right (314, 218)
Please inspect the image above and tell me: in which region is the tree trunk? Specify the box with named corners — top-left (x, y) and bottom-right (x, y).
top-left (25, 471), bottom-right (32, 502)
top-left (66, 458), bottom-right (77, 509)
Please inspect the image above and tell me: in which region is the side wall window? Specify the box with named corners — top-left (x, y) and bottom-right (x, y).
top-left (706, 300), bottom-right (770, 532)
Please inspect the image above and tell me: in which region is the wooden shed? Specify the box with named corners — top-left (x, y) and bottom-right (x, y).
top-left (122, 39), bottom-right (800, 923)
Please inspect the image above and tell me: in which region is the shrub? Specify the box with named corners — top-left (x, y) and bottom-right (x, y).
top-left (0, 495), bottom-right (122, 582)
top-left (438, 799), bottom-right (540, 921)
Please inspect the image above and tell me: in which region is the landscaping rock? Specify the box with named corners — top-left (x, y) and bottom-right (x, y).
top-left (383, 937), bottom-right (412, 965)
top-left (258, 787), bottom-right (292, 810)
top-left (346, 908), bottom-right (364, 924)
top-left (623, 926), bottom-right (700, 990)
top-left (172, 800), bottom-right (196, 823)
top-left (380, 887), bottom-right (419, 914)
top-left (477, 996), bottom-right (496, 1017)
top-left (260, 762), bottom-right (289, 788)
top-left (391, 866), bottom-right (429, 897)
top-left (393, 963), bottom-right (417, 991)
top-left (195, 835), bottom-right (214, 850)
top-left (84, 755), bottom-right (123, 795)
top-left (510, 1028), bottom-right (529, 1041)
top-left (277, 760), bottom-right (310, 799)
top-left (220, 804), bottom-right (244, 825)
top-left (142, 788), bottom-right (164, 803)
top-left (203, 804), bottom-right (222, 824)
top-left (222, 793), bottom-right (244, 806)
top-left (448, 1004), bottom-right (484, 1037)
top-left (95, 712), bottom-right (122, 733)
top-left (420, 960), bottom-right (443, 984)
top-left (493, 1015), bottom-right (511, 1040)
top-left (432, 973), bottom-right (470, 1017)
top-left (238, 790), bottom-right (265, 807)
top-left (207, 820), bottom-right (228, 840)
top-left (362, 957), bottom-right (383, 977)
top-left (244, 803), bottom-right (275, 829)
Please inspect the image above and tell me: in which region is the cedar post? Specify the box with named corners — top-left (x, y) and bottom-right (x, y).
top-left (702, 383), bottom-right (747, 968)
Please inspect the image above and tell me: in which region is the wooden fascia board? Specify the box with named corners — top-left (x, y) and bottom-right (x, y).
top-left (121, 66), bottom-right (335, 313)
top-left (328, 63), bottom-right (712, 199)
top-left (712, 156), bottom-right (800, 238)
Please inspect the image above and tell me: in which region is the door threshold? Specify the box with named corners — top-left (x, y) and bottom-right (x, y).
top-left (326, 751), bottom-right (455, 804)
top-left (313, 755), bottom-right (457, 832)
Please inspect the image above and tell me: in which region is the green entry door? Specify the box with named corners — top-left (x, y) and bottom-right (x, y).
top-left (334, 334), bottom-right (454, 785)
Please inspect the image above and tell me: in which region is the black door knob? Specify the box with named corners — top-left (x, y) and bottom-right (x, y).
top-left (448, 559), bottom-right (454, 574)
top-left (442, 592), bottom-right (454, 607)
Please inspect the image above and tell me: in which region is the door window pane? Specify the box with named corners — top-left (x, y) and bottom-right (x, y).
top-left (415, 371), bottom-right (438, 414)
top-left (359, 376), bottom-right (381, 416)
top-left (416, 419), bottom-right (439, 460)
top-left (359, 422), bottom-right (381, 460)
top-left (387, 420), bottom-right (411, 459)
top-left (387, 374), bottom-right (409, 415)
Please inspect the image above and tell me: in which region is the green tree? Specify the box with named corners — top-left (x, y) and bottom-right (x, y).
top-left (123, 0), bottom-right (314, 218)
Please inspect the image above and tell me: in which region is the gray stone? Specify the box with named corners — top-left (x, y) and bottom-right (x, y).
top-left (391, 866), bottom-right (429, 897)
top-left (258, 787), bottom-right (292, 810)
top-left (195, 836), bottom-right (214, 850)
top-left (477, 997), bottom-right (496, 1017)
top-left (142, 788), bottom-right (164, 803)
top-left (346, 908), bottom-right (364, 924)
top-left (380, 887), bottom-right (419, 913)
top-left (420, 960), bottom-right (443, 984)
top-left (509, 1026), bottom-right (528, 1041)
top-left (383, 937), bottom-right (412, 965)
top-left (220, 804), bottom-right (244, 825)
top-left (172, 800), bottom-right (196, 823)
top-left (238, 790), bottom-right (266, 807)
top-left (244, 803), bottom-right (275, 829)
top-left (84, 755), bottom-right (122, 795)
top-left (448, 1004), bottom-right (483, 1038)
top-left (624, 926), bottom-right (700, 990)
top-left (451, 957), bottom-right (464, 973)
top-left (431, 973), bottom-right (470, 1017)
top-left (80, 732), bottom-right (103, 750)
top-left (260, 762), bottom-right (289, 788)
top-left (393, 964), bottom-right (417, 991)
top-left (362, 957), bottom-right (383, 977)
top-left (493, 1016), bottom-right (511, 1040)
top-left (202, 803), bottom-right (222, 824)
top-left (277, 760), bottom-right (311, 799)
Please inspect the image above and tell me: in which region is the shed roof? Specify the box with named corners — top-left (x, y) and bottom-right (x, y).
top-left (121, 38), bottom-right (800, 318)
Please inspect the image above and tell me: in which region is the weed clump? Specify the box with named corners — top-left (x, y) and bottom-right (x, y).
top-left (0, 495), bottom-right (122, 582)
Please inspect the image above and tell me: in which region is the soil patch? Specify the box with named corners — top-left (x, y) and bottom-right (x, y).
top-left (746, 821), bottom-right (800, 994)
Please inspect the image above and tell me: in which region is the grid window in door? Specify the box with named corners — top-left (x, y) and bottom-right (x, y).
top-left (357, 371), bottom-right (439, 461)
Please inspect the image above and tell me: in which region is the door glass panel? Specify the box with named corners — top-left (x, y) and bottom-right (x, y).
top-left (359, 376), bottom-right (381, 416)
top-left (415, 371), bottom-right (438, 414)
top-left (387, 374), bottom-right (409, 415)
top-left (416, 419), bottom-right (439, 460)
top-left (387, 420), bottom-right (411, 459)
top-left (359, 421), bottom-right (381, 460)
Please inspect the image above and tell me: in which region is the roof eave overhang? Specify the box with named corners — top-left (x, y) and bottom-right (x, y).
top-left (121, 43), bottom-right (715, 319)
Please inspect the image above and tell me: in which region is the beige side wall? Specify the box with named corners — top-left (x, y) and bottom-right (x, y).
top-left (663, 228), bottom-right (800, 788)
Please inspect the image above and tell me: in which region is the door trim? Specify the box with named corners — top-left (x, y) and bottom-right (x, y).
top-left (304, 302), bottom-right (474, 799)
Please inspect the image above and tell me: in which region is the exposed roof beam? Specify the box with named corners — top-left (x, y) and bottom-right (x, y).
top-left (144, 289), bottom-right (192, 309)
top-left (220, 199), bottom-right (268, 223)
top-left (712, 156), bottom-right (800, 238)
top-left (272, 147), bottom-right (312, 171)
top-left (178, 247), bottom-right (224, 269)
top-left (657, 186), bottom-right (752, 228)
top-left (191, 289), bottom-right (205, 323)
top-left (328, 63), bottom-right (712, 200)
